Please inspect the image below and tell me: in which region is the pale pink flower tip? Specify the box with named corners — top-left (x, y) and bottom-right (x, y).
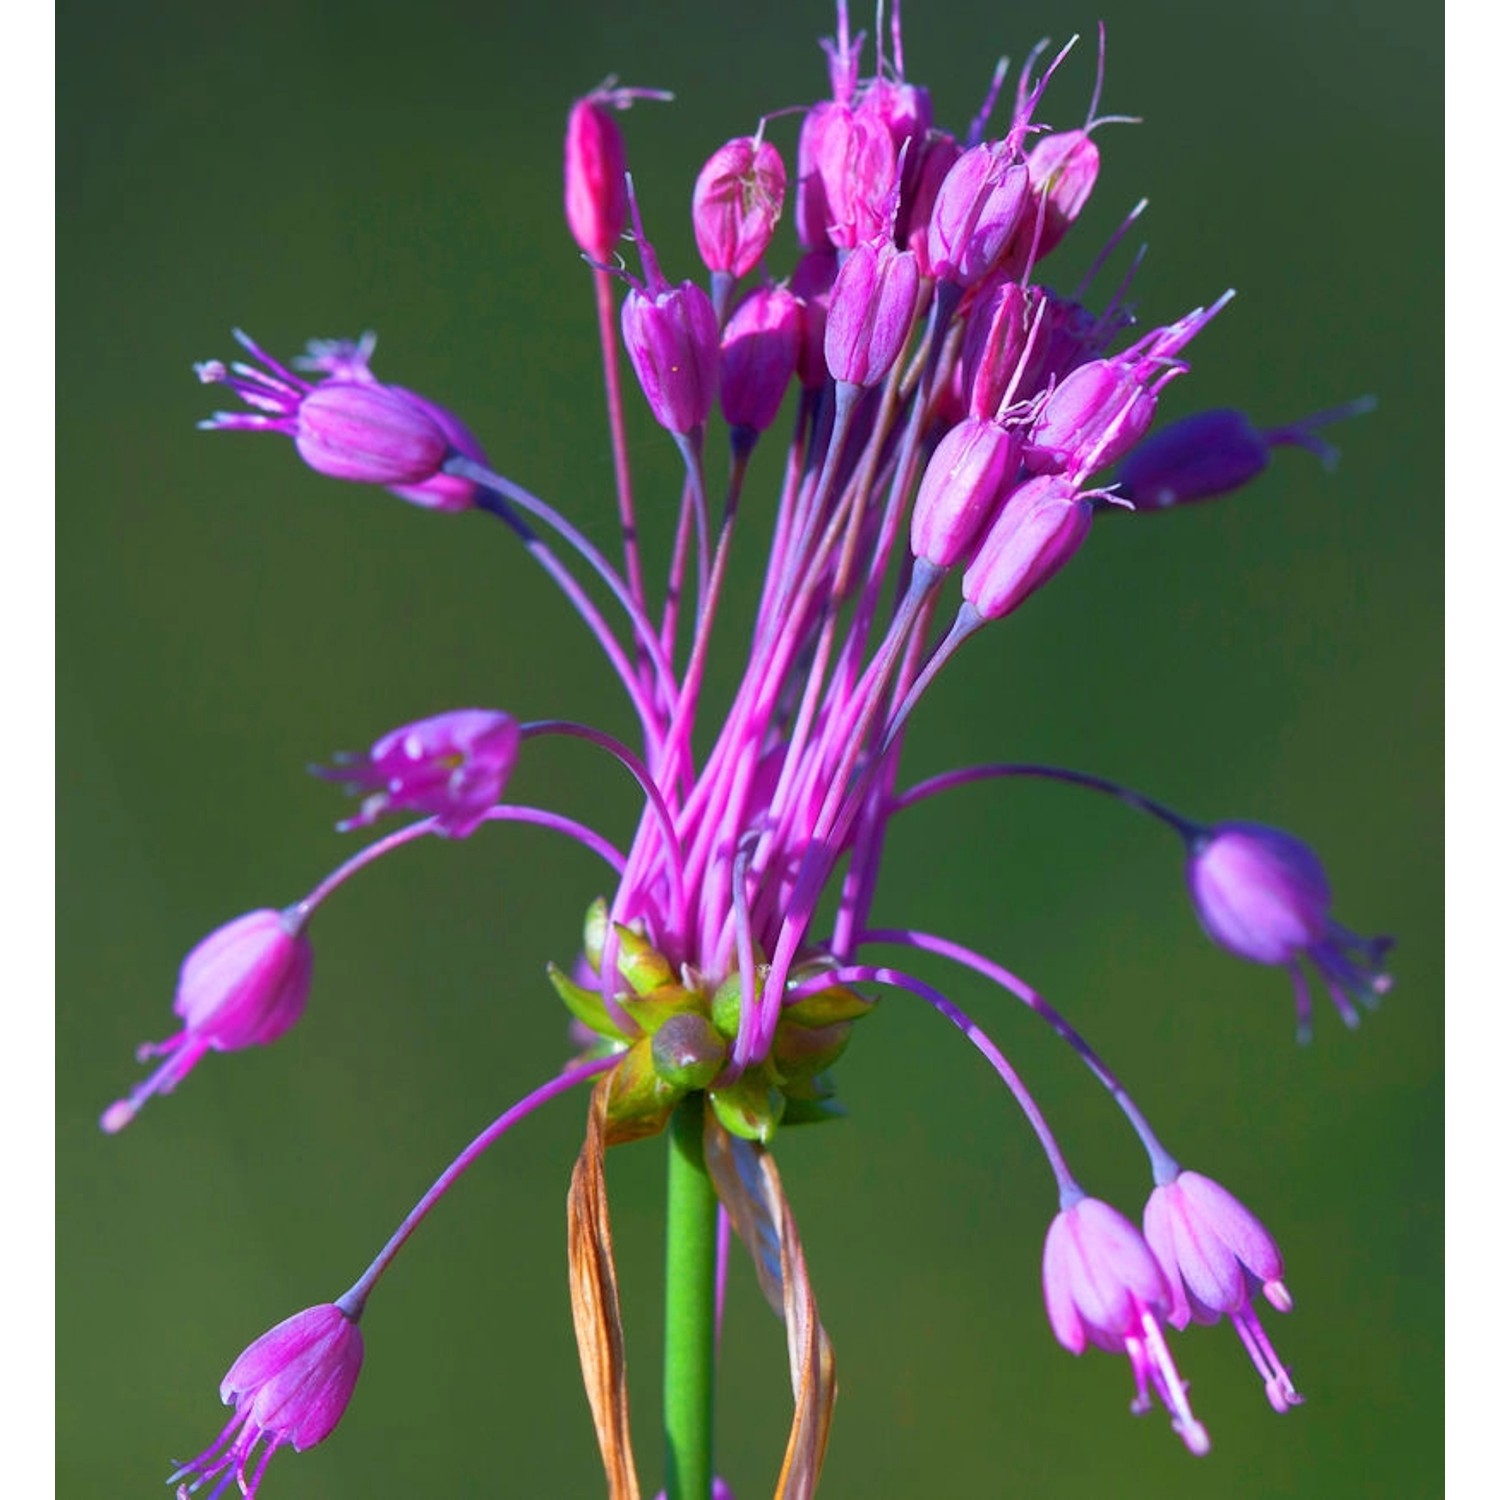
top-left (1042, 1195), bottom-right (1211, 1455)
top-left (171, 1303), bottom-right (364, 1499)
top-left (1144, 1170), bottom-right (1303, 1412)
top-left (101, 909), bottom-right (312, 1133)
top-left (315, 708), bottom-right (522, 839)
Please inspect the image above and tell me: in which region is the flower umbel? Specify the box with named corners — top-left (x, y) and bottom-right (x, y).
top-left (111, 5), bottom-right (1394, 1495)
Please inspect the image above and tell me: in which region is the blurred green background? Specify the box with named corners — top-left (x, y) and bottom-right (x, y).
top-left (58, 1), bottom-right (1440, 1495)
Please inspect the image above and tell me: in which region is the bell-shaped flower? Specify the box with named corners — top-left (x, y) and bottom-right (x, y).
top-left (1186, 821), bottom-right (1393, 1039)
top-left (101, 908), bottom-right (313, 1132)
top-left (1143, 1169), bottom-right (1302, 1413)
top-left (621, 264), bottom-right (719, 435)
top-left (910, 416), bottom-right (1021, 569)
top-left (960, 474), bottom-right (1095, 621)
top-left (1043, 1195), bottom-right (1211, 1455)
top-left (720, 286), bottom-right (801, 438)
top-left (197, 331), bottom-right (452, 489)
top-left (315, 709), bottom-right (522, 839)
top-left (170, 1303), bottom-right (364, 1500)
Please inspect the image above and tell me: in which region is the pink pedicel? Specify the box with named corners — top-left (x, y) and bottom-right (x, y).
top-left (1187, 822), bottom-right (1393, 1038)
top-left (1042, 1195), bottom-right (1211, 1455)
top-left (719, 285), bottom-right (802, 437)
top-left (171, 1304), bottom-right (364, 1500)
top-left (101, 908), bottom-right (313, 1133)
top-left (692, 135), bottom-right (787, 280)
top-left (314, 709), bottom-right (522, 839)
top-left (1144, 1169), bottom-right (1302, 1413)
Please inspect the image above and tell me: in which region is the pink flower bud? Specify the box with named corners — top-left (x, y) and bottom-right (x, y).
top-left (565, 94), bottom-right (628, 261)
top-left (960, 281), bottom-right (1050, 418)
top-left (292, 383), bottom-right (450, 484)
top-left (928, 141), bottom-right (1030, 287)
top-left (791, 248), bottom-right (838, 388)
top-left (896, 129), bottom-right (961, 279)
top-left (824, 239), bottom-right (919, 387)
top-left (101, 908), bottom-right (314, 1133)
top-left (815, 98), bottom-right (898, 250)
top-left (621, 279), bottom-right (720, 433)
top-left (1185, 820), bottom-right (1393, 1039)
top-left (720, 286), bottom-right (801, 435)
top-left (692, 135), bottom-right (787, 279)
top-left (910, 417), bottom-right (1021, 569)
top-left (170, 1303), bottom-right (364, 1498)
top-left (198, 332), bottom-right (453, 489)
top-left (1021, 129), bottom-right (1101, 261)
top-left (961, 474), bottom-right (1093, 620)
top-left (314, 708), bottom-right (522, 839)
top-left (794, 101), bottom-right (839, 250)
top-left (1025, 357), bottom-right (1160, 478)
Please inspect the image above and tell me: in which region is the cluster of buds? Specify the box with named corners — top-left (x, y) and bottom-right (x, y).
top-left (109, 5), bottom-right (1389, 1496)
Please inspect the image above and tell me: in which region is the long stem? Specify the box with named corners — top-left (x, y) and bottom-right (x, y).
top-left (663, 1094), bottom-right (717, 1500)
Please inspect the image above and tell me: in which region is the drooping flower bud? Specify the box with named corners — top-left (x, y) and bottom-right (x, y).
top-left (1185, 821), bottom-right (1393, 1039)
top-left (824, 238), bottom-right (919, 387)
top-left (961, 474), bottom-right (1094, 620)
top-left (1042, 1195), bottom-right (1210, 1455)
top-left (296, 336), bottom-right (488, 511)
top-left (314, 709), bottom-right (522, 839)
top-left (565, 93), bottom-right (628, 262)
top-left (911, 417), bottom-right (1021, 569)
top-left (169, 1303), bottom-right (365, 1500)
top-left (101, 908), bottom-right (313, 1132)
top-left (1117, 400), bottom-right (1375, 511)
top-left (1143, 1169), bottom-right (1302, 1413)
top-left (198, 332), bottom-right (452, 488)
top-left (621, 278), bottom-right (720, 434)
top-left (692, 135), bottom-right (787, 279)
top-left (720, 285), bottom-right (801, 437)
top-left (927, 140), bottom-right (1030, 287)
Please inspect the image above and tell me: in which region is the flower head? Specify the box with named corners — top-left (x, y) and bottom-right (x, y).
top-left (1187, 821), bottom-right (1394, 1039)
top-left (171, 1303), bottom-right (364, 1500)
top-left (101, 908), bottom-right (312, 1133)
top-left (1143, 1169), bottom-right (1302, 1412)
top-left (1042, 1195), bottom-right (1211, 1455)
top-left (314, 709), bottom-right (522, 839)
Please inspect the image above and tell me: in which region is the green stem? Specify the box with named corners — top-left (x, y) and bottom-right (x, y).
top-left (663, 1093), bottom-right (717, 1500)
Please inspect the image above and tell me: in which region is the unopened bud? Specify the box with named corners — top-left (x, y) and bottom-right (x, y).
top-left (621, 280), bottom-right (720, 433)
top-left (928, 141), bottom-right (1030, 287)
top-left (961, 475), bottom-right (1094, 620)
top-left (825, 239), bottom-right (919, 387)
top-left (721, 286), bottom-right (801, 436)
top-left (911, 417), bottom-right (1021, 569)
top-left (692, 135), bottom-right (787, 279)
top-left (564, 94), bottom-right (628, 261)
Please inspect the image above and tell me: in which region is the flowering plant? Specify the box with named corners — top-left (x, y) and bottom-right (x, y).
top-left (97, 4), bottom-right (1403, 1496)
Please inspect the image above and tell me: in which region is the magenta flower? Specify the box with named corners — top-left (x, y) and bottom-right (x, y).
top-left (171, 1303), bottom-right (364, 1500)
top-left (1187, 821), bottom-right (1394, 1039)
top-left (101, 908), bottom-right (312, 1133)
top-left (313, 708), bottom-right (522, 839)
top-left (1042, 1195), bottom-right (1211, 1455)
top-left (117, 7), bottom-right (1394, 1494)
top-left (1144, 1169), bottom-right (1302, 1412)
top-left (196, 331), bottom-right (451, 488)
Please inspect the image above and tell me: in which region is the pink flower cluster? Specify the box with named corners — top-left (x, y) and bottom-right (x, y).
top-left (110, 5), bottom-right (1390, 1494)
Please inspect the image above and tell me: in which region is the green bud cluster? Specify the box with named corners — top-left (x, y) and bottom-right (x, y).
top-left (548, 898), bottom-right (877, 1144)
